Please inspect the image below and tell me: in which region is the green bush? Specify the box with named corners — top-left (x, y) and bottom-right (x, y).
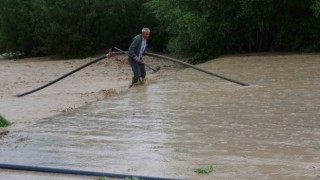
top-left (146, 0), bottom-right (320, 61)
top-left (0, 0), bottom-right (143, 58)
top-left (1, 0), bottom-right (320, 60)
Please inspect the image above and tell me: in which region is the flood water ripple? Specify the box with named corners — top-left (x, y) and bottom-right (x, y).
top-left (1, 56), bottom-right (320, 179)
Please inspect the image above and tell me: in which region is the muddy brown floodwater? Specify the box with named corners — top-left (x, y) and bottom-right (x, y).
top-left (1, 54), bottom-right (320, 180)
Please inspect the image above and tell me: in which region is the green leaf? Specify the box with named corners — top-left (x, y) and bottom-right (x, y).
top-left (194, 165), bottom-right (213, 174)
top-left (124, 177), bottom-right (142, 180)
top-left (97, 177), bottom-right (110, 180)
top-left (0, 115), bottom-right (11, 127)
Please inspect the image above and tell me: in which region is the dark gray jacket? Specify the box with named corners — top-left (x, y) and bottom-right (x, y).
top-left (128, 34), bottom-right (146, 60)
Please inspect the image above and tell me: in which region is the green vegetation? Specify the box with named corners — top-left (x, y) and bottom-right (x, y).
top-left (147, 0), bottom-right (320, 61)
top-left (194, 165), bottom-right (213, 174)
top-left (1, 0), bottom-right (320, 60)
top-left (97, 177), bottom-right (110, 180)
top-left (0, 115), bottom-right (11, 127)
top-left (124, 177), bottom-right (142, 180)
top-left (0, 0), bottom-right (144, 58)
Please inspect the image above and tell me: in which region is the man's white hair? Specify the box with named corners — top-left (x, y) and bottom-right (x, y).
top-left (142, 27), bottom-right (150, 32)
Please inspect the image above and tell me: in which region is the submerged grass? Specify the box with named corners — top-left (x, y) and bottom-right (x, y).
top-left (97, 177), bottom-right (110, 180)
top-left (0, 115), bottom-right (11, 127)
top-left (194, 165), bottom-right (213, 174)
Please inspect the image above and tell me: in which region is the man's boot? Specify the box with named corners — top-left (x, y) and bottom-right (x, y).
top-left (139, 77), bottom-right (146, 84)
top-left (129, 77), bottom-right (139, 88)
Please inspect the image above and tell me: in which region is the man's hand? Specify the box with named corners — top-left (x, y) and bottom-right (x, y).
top-left (134, 56), bottom-right (140, 62)
top-left (107, 51), bottom-right (114, 58)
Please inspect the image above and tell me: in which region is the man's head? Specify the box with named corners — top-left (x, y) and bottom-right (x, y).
top-left (141, 27), bottom-right (150, 39)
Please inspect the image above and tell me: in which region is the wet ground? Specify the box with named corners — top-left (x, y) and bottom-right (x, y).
top-left (1, 54), bottom-right (320, 179)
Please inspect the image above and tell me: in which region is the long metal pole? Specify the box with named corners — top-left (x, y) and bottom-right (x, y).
top-left (0, 163), bottom-right (180, 180)
top-left (16, 55), bottom-right (107, 97)
top-left (114, 47), bottom-right (160, 73)
top-left (144, 52), bottom-right (249, 86)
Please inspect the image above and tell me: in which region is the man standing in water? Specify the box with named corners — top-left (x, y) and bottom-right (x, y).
top-left (128, 27), bottom-right (150, 87)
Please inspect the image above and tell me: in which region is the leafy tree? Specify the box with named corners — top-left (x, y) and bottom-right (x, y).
top-left (146, 0), bottom-right (320, 61)
top-left (0, 0), bottom-right (143, 58)
top-left (1, 0), bottom-right (320, 59)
